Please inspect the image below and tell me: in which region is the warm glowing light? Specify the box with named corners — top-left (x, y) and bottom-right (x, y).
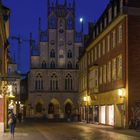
top-left (118, 89), bottom-right (123, 97)
top-left (83, 96), bottom-right (87, 102)
top-left (83, 96), bottom-right (90, 102)
top-left (80, 18), bottom-right (83, 23)
top-left (118, 89), bottom-right (125, 98)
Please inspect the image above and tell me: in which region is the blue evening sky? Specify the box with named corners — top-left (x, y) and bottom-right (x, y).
top-left (3, 0), bottom-right (109, 73)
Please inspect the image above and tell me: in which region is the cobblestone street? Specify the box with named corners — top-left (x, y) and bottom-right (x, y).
top-left (0, 122), bottom-right (140, 140)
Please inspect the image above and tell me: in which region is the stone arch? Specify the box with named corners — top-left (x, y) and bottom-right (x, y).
top-left (48, 98), bottom-right (60, 115)
top-left (64, 99), bottom-right (74, 117)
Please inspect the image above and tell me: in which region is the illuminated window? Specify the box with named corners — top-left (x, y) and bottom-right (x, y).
top-left (107, 35), bottom-right (110, 52)
top-left (112, 30), bottom-right (116, 48)
top-left (112, 58), bottom-right (116, 81)
top-left (91, 50), bottom-right (93, 63)
top-left (102, 39), bottom-right (105, 55)
top-left (118, 25), bottom-right (123, 43)
top-left (95, 47), bottom-right (97, 60)
top-left (98, 44), bottom-right (101, 58)
top-left (99, 66), bottom-right (103, 85)
top-left (103, 65), bottom-right (107, 84)
top-left (117, 55), bottom-right (122, 80)
top-left (107, 61), bottom-right (111, 82)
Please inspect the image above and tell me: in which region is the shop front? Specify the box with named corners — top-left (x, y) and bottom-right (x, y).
top-left (99, 105), bottom-right (114, 126)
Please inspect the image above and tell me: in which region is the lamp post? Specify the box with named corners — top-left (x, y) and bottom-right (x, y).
top-left (80, 18), bottom-right (83, 32)
top-left (80, 17), bottom-right (84, 47)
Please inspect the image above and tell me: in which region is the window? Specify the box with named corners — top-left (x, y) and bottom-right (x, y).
top-left (49, 16), bottom-right (56, 29)
top-left (102, 39), bottom-right (105, 55)
top-left (35, 73), bottom-right (43, 90)
top-left (42, 61), bottom-right (46, 69)
top-left (114, 5), bottom-right (117, 17)
top-left (67, 50), bottom-right (72, 58)
top-left (65, 74), bottom-right (72, 90)
top-left (118, 25), bottom-right (123, 43)
top-left (107, 61), bottom-right (111, 82)
top-left (104, 16), bottom-right (107, 27)
top-left (108, 8), bottom-right (112, 23)
top-left (93, 31), bottom-right (95, 39)
top-left (89, 68), bottom-right (98, 92)
top-left (117, 55), bottom-right (122, 80)
top-left (91, 50), bottom-right (93, 63)
top-left (103, 65), bottom-right (107, 84)
top-left (50, 73), bottom-right (58, 91)
top-left (76, 62), bottom-right (79, 68)
top-left (96, 26), bottom-right (99, 35)
top-left (50, 61), bottom-right (55, 68)
top-left (67, 61), bottom-right (72, 69)
top-left (100, 22), bottom-right (103, 32)
top-left (112, 30), bottom-right (116, 48)
top-left (107, 35), bottom-right (110, 52)
top-left (95, 47), bottom-right (97, 60)
top-left (50, 49), bottom-right (55, 58)
top-left (67, 17), bottom-right (73, 29)
top-left (98, 44), bottom-right (101, 58)
top-left (88, 52), bottom-right (91, 65)
top-left (120, 0), bottom-right (123, 13)
top-left (99, 66), bottom-right (103, 85)
top-left (112, 58), bottom-right (116, 81)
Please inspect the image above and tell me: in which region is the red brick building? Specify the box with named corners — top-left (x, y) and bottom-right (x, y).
top-left (79, 0), bottom-right (140, 128)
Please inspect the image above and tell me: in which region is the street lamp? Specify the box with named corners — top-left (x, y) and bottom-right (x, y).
top-left (118, 89), bottom-right (125, 98)
top-left (80, 17), bottom-right (83, 32)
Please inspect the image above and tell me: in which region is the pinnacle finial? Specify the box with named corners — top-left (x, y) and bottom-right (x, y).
top-left (56, 0), bottom-right (58, 5)
top-left (65, 0), bottom-right (67, 6)
top-left (73, 0), bottom-right (75, 8)
top-left (48, 0), bottom-right (50, 7)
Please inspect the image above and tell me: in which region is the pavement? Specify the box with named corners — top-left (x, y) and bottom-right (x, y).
top-left (0, 121), bottom-right (140, 140)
